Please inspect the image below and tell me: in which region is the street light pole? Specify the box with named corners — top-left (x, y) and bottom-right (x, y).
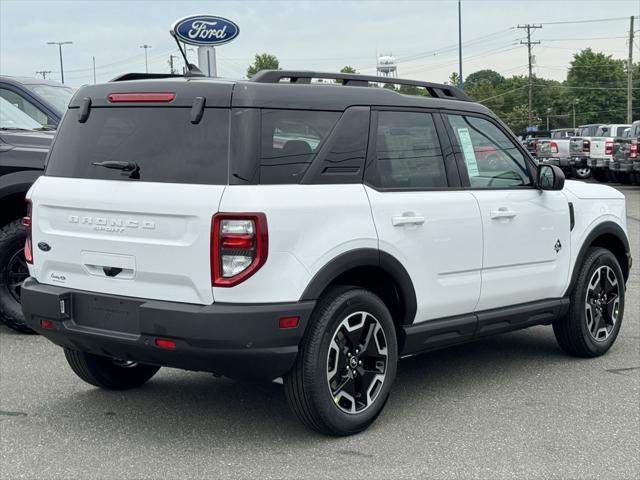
top-left (47, 41), bottom-right (72, 84)
top-left (140, 44), bottom-right (152, 73)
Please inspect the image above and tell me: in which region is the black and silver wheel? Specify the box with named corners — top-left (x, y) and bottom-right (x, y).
top-left (284, 287), bottom-right (397, 436)
top-left (64, 348), bottom-right (160, 390)
top-left (0, 220), bottom-right (35, 334)
top-left (554, 247), bottom-right (625, 357)
top-left (570, 166), bottom-right (591, 180)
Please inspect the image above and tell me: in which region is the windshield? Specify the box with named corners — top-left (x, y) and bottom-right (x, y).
top-left (25, 84), bottom-right (74, 114)
top-left (0, 97), bottom-right (43, 130)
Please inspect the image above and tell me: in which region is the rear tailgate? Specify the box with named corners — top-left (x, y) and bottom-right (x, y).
top-left (29, 83), bottom-right (232, 305)
top-left (590, 138), bottom-right (609, 158)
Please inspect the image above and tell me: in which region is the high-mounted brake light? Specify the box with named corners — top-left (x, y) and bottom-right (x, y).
top-left (108, 92), bottom-right (176, 103)
top-left (582, 139), bottom-right (591, 153)
top-left (211, 213), bottom-right (268, 287)
top-left (550, 141), bottom-right (558, 154)
top-left (23, 199), bottom-right (33, 264)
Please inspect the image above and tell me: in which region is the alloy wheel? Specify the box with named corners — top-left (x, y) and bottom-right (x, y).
top-left (5, 248), bottom-right (28, 304)
top-left (585, 265), bottom-right (620, 341)
top-left (326, 311), bottom-right (388, 414)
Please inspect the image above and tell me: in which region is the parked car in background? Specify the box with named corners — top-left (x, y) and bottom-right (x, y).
top-left (569, 124), bottom-right (602, 180)
top-left (586, 124), bottom-right (630, 182)
top-left (0, 76), bottom-right (73, 129)
top-left (523, 130), bottom-right (549, 158)
top-left (536, 128), bottom-right (576, 177)
top-left (610, 120), bottom-right (640, 185)
top-left (0, 77), bottom-right (67, 332)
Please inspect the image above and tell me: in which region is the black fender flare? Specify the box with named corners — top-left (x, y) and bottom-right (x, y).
top-left (0, 170), bottom-right (41, 201)
top-left (299, 248), bottom-right (417, 325)
top-left (566, 221), bottom-right (631, 295)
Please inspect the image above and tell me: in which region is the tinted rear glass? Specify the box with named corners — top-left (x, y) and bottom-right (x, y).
top-left (46, 108), bottom-right (229, 184)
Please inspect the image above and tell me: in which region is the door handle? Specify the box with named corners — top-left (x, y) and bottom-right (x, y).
top-left (392, 213), bottom-right (426, 227)
top-left (490, 207), bottom-right (517, 220)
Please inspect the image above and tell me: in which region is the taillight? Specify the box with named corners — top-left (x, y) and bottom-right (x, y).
top-left (582, 139), bottom-right (590, 153)
top-left (107, 92), bottom-right (175, 103)
top-left (630, 142), bottom-right (638, 159)
top-left (550, 141), bottom-right (558, 154)
top-left (211, 213), bottom-right (268, 287)
top-left (605, 139), bottom-right (614, 155)
top-left (23, 199), bottom-right (33, 264)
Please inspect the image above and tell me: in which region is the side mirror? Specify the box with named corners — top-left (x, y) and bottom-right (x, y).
top-left (538, 164), bottom-right (565, 191)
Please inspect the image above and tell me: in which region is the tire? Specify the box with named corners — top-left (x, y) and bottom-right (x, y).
top-left (553, 247), bottom-right (625, 357)
top-left (64, 348), bottom-right (160, 390)
top-left (570, 166), bottom-right (591, 180)
top-left (631, 172), bottom-right (640, 185)
top-left (0, 220), bottom-right (35, 334)
top-left (607, 170), bottom-right (619, 183)
top-left (284, 286), bottom-right (398, 436)
top-left (591, 169), bottom-right (608, 182)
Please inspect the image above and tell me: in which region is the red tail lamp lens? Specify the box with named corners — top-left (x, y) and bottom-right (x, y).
top-left (24, 199), bottom-right (33, 264)
top-left (108, 92), bottom-right (176, 103)
top-left (155, 338), bottom-right (177, 350)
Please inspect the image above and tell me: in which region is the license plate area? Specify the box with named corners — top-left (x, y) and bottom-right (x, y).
top-left (72, 294), bottom-right (141, 334)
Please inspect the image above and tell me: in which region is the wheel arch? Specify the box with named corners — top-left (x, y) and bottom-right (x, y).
top-left (567, 221), bottom-right (631, 296)
top-left (300, 248), bottom-right (417, 328)
top-left (0, 170), bottom-right (40, 228)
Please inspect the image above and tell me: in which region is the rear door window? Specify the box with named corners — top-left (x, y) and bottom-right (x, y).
top-left (46, 107), bottom-right (229, 184)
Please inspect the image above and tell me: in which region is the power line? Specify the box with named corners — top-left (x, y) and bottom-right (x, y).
top-left (539, 16), bottom-right (631, 26)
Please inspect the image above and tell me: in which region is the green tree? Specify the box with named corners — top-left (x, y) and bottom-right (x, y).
top-left (340, 66), bottom-right (357, 74)
top-left (464, 69), bottom-right (505, 90)
top-left (448, 71), bottom-right (460, 86)
top-left (246, 53), bottom-right (280, 78)
top-left (566, 49), bottom-right (626, 124)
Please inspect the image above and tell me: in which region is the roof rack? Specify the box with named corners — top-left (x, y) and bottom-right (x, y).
top-left (250, 70), bottom-right (472, 102)
top-left (110, 73), bottom-right (185, 82)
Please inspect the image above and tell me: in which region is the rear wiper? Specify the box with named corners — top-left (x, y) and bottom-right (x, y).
top-left (92, 161), bottom-right (140, 179)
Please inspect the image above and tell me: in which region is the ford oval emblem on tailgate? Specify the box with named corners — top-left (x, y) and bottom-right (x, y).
top-left (38, 242), bottom-right (51, 252)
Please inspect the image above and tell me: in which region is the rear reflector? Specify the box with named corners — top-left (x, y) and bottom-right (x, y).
top-left (108, 92), bottom-right (176, 103)
top-left (155, 338), bottom-right (177, 350)
top-left (40, 319), bottom-right (55, 330)
top-left (279, 316), bottom-right (300, 329)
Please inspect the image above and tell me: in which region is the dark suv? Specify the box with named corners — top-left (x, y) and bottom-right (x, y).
top-left (0, 77), bottom-right (71, 332)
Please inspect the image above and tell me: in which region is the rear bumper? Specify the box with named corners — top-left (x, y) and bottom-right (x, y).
top-left (587, 157), bottom-right (610, 168)
top-left (539, 156), bottom-right (570, 168)
top-left (21, 278), bottom-right (315, 380)
top-left (569, 155), bottom-right (589, 167)
top-left (609, 160), bottom-right (633, 172)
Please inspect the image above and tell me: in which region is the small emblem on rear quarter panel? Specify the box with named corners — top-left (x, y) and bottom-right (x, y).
top-left (37, 242), bottom-right (51, 252)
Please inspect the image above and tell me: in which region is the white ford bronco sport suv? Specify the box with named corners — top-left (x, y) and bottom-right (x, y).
top-left (21, 71), bottom-right (631, 436)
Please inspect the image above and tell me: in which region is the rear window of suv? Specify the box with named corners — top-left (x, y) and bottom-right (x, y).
top-left (45, 107), bottom-right (229, 184)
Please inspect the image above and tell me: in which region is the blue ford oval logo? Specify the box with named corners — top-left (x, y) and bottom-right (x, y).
top-left (171, 15), bottom-right (239, 46)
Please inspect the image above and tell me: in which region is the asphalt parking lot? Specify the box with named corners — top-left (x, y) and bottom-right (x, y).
top-left (1, 185), bottom-right (638, 480)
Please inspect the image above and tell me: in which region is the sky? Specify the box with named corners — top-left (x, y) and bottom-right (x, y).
top-left (1, 0), bottom-right (639, 88)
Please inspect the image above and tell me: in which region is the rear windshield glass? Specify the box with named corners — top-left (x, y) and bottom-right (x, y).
top-left (46, 108), bottom-right (229, 184)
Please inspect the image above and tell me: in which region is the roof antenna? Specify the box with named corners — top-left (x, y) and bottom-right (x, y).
top-left (170, 31), bottom-right (205, 77)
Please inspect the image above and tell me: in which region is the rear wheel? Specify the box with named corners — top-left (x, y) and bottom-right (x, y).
top-left (570, 166), bottom-right (591, 180)
top-left (284, 287), bottom-right (398, 436)
top-left (0, 220), bottom-right (34, 334)
top-left (553, 247), bottom-right (625, 357)
top-left (64, 348), bottom-right (160, 390)
top-left (631, 172), bottom-right (640, 185)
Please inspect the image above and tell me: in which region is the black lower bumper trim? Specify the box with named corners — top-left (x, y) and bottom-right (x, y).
top-left (21, 278), bottom-right (315, 380)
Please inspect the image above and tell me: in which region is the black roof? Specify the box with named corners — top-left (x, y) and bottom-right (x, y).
top-left (69, 70), bottom-right (491, 116)
top-left (0, 75), bottom-right (70, 88)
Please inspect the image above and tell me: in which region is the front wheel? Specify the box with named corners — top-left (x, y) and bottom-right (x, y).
top-left (553, 247), bottom-right (625, 357)
top-left (284, 287), bottom-right (398, 436)
top-left (64, 349), bottom-right (160, 390)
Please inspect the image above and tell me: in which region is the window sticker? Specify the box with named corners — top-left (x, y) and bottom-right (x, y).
top-left (457, 127), bottom-right (479, 177)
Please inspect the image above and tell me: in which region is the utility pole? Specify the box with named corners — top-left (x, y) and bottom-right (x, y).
top-left (92, 56), bottom-right (96, 84)
top-left (458, 0), bottom-right (463, 89)
top-left (572, 101), bottom-right (576, 128)
top-left (140, 44), bottom-right (152, 73)
top-left (46, 41), bottom-right (72, 84)
top-left (35, 70), bottom-right (52, 79)
top-left (168, 54), bottom-right (178, 74)
top-left (517, 24), bottom-right (541, 129)
top-left (627, 16), bottom-right (634, 123)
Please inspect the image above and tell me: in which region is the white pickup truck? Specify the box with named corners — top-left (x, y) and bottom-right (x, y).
top-left (536, 128), bottom-right (576, 176)
top-left (587, 124), bottom-right (631, 182)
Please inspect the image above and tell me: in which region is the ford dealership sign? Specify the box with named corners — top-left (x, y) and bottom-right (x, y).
top-left (171, 15), bottom-right (239, 46)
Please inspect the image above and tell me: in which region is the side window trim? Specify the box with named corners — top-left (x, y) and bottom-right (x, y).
top-left (364, 107), bottom-right (452, 192)
top-left (442, 110), bottom-right (538, 189)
